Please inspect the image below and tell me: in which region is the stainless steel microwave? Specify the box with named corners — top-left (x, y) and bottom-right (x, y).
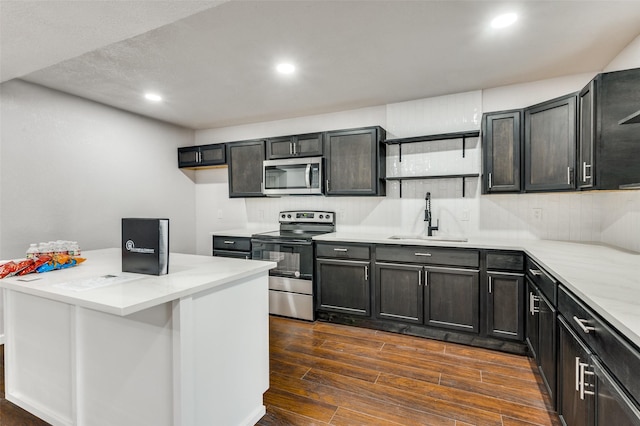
top-left (263, 156), bottom-right (323, 196)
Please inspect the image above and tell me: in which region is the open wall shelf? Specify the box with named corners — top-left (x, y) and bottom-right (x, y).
top-left (384, 130), bottom-right (480, 160)
top-left (385, 173), bottom-right (480, 197)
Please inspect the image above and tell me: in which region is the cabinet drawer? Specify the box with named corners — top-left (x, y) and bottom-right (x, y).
top-left (486, 251), bottom-right (524, 271)
top-left (376, 245), bottom-right (479, 268)
top-left (213, 236), bottom-right (252, 252)
top-left (525, 257), bottom-right (556, 304)
top-left (558, 285), bottom-right (640, 405)
top-left (316, 243), bottom-right (370, 260)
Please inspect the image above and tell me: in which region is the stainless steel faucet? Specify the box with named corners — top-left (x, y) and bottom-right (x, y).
top-left (424, 192), bottom-right (439, 236)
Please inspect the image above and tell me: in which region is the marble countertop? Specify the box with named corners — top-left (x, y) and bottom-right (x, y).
top-left (314, 232), bottom-right (640, 349)
top-left (0, 248), bottom-right (275, 316)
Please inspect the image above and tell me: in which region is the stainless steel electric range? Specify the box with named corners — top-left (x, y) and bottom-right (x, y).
top-left (251, 210), bottom-right (335, 321)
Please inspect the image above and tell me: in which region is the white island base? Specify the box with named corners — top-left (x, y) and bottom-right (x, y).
top-left (1, 249), bottom-right (273, 426)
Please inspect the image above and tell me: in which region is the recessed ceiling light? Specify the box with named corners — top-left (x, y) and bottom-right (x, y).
top-left (276, 63), bottom-right (296, 75)
top-left (144, 92), bottom-right (163, 102)
top-left (491, 12), bottom-right (518, 29)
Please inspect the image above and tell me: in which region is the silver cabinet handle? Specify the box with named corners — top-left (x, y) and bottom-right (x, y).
top-left (528, 268), bottom-right (541, 276)
top-left (575, 357), bottom-right (581, 392)
top-left (289, 143), bottom-right (293, 155)
top-left (582, 162), bottom-right (592, 182)
top-left (488, 276), bottom-right (493, 294)
top-left (414, 253), bottom-right (432, 257)
top-left (364, 266), bottom-right (369, 281)
top-left (333, 248), bottom-right (348, 252)
top-left (567, 166), bottom-right (572, 185)
top-left (418, 269), bottom-right (422, 286)
top-left (326, 179), bottom-right (330, 192)
top-left (293, 142), bottom-right (297, 155)
top-left (488, 172), bottom-right (492, 189)
top-left (529, 292), bottom-right (540, 315)
top-left (573, 316), bottom-right (595, 334)
top-left (579, 361), bottom-right (595, 399)
top-left (223, 241), bottom-right (235, 245)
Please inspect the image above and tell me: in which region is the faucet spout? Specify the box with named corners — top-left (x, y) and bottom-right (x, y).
top-left (424, 192), bottom-right (439, 236)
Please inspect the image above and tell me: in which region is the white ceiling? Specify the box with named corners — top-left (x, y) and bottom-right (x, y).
top-left (2, 1), bottom-right (640, 130)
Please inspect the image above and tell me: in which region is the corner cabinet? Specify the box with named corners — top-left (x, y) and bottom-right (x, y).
top-left (226, 139), bottom-right (265, 198)
top-left (324, 126), bottom-right (386, 196)
top-left (524, 94), bottom-right (577, 192)
top-left (178, 143), bottom-right (226, 168)
top-left (482, 110), bottom-right (522, 193)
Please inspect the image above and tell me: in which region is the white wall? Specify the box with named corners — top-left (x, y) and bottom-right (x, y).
top-left (0, 80), bottom-right (197, 258)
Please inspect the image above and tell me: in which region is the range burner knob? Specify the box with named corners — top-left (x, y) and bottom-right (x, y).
top-left (325, 214), bottom-right (331, 220)
top-left (281, 214), bottom-right (286, 219)
top-left (319, 214), bottom-right (324, 219)
top-left (287, 214), bottom-right (291, 219)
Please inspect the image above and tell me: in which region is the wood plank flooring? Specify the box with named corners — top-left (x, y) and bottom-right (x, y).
top-left (259, 316), bottom-right (561, 426)
top-left (0, 316), bottom-right (561, 425)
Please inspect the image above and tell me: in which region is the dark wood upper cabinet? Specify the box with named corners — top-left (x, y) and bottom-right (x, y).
top-left (324, 126), bottom-right (386, 196)
top-left (578, 80), bottom-right (596, 189)
top-left (482, 110), bottom-right (522, 193)
top-left (524, 94), bottom-right (577, 192)
top-left (266, 132), bottom-right (323, 159)
top-left (178, 143), bottom-right (226, 168)
top-left (226, 139), bottom-right (265, 198)
top-left (587, 67), bottom-right (640, 190)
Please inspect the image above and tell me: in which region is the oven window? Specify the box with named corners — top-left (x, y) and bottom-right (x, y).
top-left (252, 242), bottom-right (313, 279)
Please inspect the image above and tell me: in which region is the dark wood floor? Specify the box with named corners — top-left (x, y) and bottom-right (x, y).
top-left (1, 317), bottom-right (561, 426)
top-left (259, 316), bottom-right (561, 426)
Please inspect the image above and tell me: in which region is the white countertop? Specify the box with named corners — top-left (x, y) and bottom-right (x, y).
top-left (0, 248), bottom-right (275, 316)
top-left (314, 232), bottom-right (640, 349)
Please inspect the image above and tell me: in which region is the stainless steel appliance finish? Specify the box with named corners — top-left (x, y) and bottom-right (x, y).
top-left (263, 157), bottom-right (323, 196)
top-left (252, 210), bottom-right (335, 321)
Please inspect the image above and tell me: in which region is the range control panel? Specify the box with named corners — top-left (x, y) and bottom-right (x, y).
top-left (279, 210), bottom-right (335, 224)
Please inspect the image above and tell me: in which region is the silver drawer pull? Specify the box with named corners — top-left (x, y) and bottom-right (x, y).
top-left (573, 316), bottom-right (596, 334)
top-left (333, 248), bottom-right (348, 252)
top-left (223, 241), bottom-right (235, 245)
top-left (529, 292), bottom-right (540, 315)
top-left (414, 253), bottom-right (432, 257)
top-left (528, 268), bottom-right (542, 276)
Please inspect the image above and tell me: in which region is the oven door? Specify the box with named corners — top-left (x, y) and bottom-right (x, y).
top-left (251, 239), bottom-right (314, 280)
top-left (263, 157), bottom-right (323, 196)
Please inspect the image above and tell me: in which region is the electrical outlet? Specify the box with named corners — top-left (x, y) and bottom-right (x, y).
top-left (532, 208), bottom-right (543, 222)
top-left (460, 209), bottom-right (470, 221)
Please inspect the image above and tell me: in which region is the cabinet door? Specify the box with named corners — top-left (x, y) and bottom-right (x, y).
top-left (424, 267), bottom-right (479, 334)
top-left (178, 146), bottom-right (201, 168)
top-left (325, 127), bottom-right (385, 196)
top-left (487, 272), bottom-right (524, 340)
top-left (316, 259), bottom-right (370, 316)
top-left (578, 80), bottom-right (595, 189)
top-left (524, 95), bottom-right (577, 191)
top-left (558, 316), bottom-right (594, 426)
top-left (266, 137), bottom-right (294, 159)
top-left (538, 291), bottom-right (557, 404)
top-left (526, 279), bottom-right (540, 359)
top-left (199, 144), bottom-right (226, 166)
top-left (294, 133), bottom-right (323, 157)
top-left (483, 110), bottom-right (522, 193)
top-left (375, 263), bottom-right (423, 323)
top-left (227, 140), bottom-right (265, 197)
top-left (593, 358), bottom-right (640, 426)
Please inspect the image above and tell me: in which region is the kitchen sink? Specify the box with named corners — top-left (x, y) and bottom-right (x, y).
top-left (388, 235), bottom-right (468, 242)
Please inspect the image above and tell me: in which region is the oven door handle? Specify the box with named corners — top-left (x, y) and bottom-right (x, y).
top-left (305, 164), bottom-right (311, 189)
top-left (251, 238), bottom-right (313, 246)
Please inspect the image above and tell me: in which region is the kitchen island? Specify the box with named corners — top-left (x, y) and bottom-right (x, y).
top-left (0, 248), bottom-right (275, 426)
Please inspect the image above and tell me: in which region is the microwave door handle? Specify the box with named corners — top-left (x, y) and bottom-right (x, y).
top-left (305, 164), bottom-right (311, 188)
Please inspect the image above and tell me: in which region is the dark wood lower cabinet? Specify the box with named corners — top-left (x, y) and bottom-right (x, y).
top-left (593, 358), bottom-right (640, 426)
top-left (375, 262), bottom-right (423, 323)
top-left (424, 267), bottom-right (479, 333)
top-left (487, 272), bottom-right (524, 340)
top-left (316, 258), bottom-right (370, 316)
